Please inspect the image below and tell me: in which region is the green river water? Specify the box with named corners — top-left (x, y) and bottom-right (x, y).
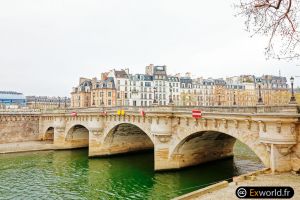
top-left (0, 141), bottom-right (263, 200)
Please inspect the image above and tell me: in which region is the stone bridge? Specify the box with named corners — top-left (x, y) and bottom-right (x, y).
top-left (37, 105), bottom-right (300, 173)
top-left (1, 105), bottom-right (300, 172)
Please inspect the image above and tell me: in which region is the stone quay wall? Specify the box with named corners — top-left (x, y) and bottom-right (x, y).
top-left (0, 112), bottom-right (41, 144)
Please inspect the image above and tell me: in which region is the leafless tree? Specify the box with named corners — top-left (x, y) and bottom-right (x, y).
top-left (236, 0), bottom-right (300, 59)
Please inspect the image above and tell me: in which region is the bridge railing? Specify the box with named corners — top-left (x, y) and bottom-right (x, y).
top-left (0, 108), bottom-right (41, 115)
top-left (40, 105), bottom-right (300, 115)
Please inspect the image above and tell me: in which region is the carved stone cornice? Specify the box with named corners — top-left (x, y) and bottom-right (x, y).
top-left (55, 127), bottom-right (65, 132)
top-left (222, 119), bottom-right (228, 129)
top-left (276, 121), bottom-right (282, 133)
top-left (245, 119), bottom-right (251, 130)
top-left (155, 134), bottom-right (172, 143)
top-left (90, 128), bottom-right (103, 136)
top-left (212, 119), bottom-right (218, 128)
top-left (258, 120), bottom-right (266, 132)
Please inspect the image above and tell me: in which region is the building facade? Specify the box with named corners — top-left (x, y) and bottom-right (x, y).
top-left (70, 65), bottom-right (294, 108)
top-left (0, 91), bottom-right (26, 108)
top-left (128, 74), bottom-right (154, 107)
top-left (107, 69), bottom-right (130, 106)
top-left (26, 96), bottom-right (71, 109)
top-left (90, 77), bottom-right (116, 107)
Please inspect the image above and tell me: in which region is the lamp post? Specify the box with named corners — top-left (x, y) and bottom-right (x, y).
top-left (289, 76), bottom-right (297, 104)
top-left (233, 91), bottom-right (236, 105)
top-left (257, 78), bottom-right (263, 104)
top-left (153, 87), bottom-right (157, 104)
top-left (58, 97), bottom-right (61, 108)
top-left (64, 97), bottom-right (67, 108)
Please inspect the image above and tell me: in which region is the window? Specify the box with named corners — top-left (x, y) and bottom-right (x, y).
top-left (125, 93), bottom-right (128, 99)
top-left (108, 100), bottom-right (111, 105)
top-left (108, 92), bottom-right (112, 97)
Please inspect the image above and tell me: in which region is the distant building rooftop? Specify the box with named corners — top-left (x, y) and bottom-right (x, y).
top-left (0, 91), bottom-right (25, 100)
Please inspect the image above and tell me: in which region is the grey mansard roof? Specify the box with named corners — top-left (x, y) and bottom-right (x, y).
top-left (168, 76), bottom-right (180, 82)
top-left (180, 77), bottom-right (193, 84)
top-left (129, 74), bottom-right (153, 81)
top-left (115, 70), bottom-right (129, 78)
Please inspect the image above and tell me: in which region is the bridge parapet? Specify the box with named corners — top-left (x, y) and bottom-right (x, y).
top-left (40, 105), bottom-right (300, 116)
top-left (0, 109), bottom-right (41, 115)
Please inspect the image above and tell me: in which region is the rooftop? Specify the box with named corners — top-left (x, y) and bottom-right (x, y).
top-left (0, 91), bottom-right (25, 100)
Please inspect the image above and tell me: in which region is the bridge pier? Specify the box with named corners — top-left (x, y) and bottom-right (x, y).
top-left (259, 120), bottom-right (299, 173)
top-left (89, 129), bottom-right (104, 156)
top-left (53, 127), bottom-right (66, 148)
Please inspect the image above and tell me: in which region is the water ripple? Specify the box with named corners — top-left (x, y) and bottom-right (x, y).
top-left (0, 142), bottom-right (262, 200)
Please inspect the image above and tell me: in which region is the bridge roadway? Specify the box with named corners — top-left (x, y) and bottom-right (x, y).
top-left (1, 105), bottom-right (300, 172)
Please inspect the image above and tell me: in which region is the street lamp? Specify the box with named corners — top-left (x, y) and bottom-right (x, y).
top-left (257, 78), bottom-right (263, 104)
top-left (289, 76), bottom-right (297, 104)
top-left (58, 97), bottom-right (61, 108)
top-left (153, 87), bottom-right (157, 104)
top-left (233, 91), bottom-right (236, 105)
top-left (64, 97), bottom-right (67, 108)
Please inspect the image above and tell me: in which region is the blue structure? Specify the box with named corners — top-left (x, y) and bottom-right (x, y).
top-left (0, 91), bottom-right (26, 107)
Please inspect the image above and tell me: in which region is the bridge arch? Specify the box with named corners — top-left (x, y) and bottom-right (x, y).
top-left (101, 123), bottom-right (154, 156)
top-left (44, 127), bottom-right (54, 142)
top-left (65, 124), bottom-right (89, 148)
top-left (169, 130), bottom-right (269, 169)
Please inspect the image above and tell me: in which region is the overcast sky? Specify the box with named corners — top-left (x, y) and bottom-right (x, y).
top-left (0, 0), bottom-right (299, 96)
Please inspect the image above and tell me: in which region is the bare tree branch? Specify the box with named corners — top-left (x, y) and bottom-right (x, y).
top-left (235, 0), bottom-right (300, 59)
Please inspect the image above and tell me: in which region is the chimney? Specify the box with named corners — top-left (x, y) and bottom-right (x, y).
top-left (125, 68), bottom-right (129, 75)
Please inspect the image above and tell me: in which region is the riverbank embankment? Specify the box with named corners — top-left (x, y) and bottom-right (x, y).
top-left (0, 141), bottom-right (57, 154)
top-left (173, 168), bottom-right (300, 200)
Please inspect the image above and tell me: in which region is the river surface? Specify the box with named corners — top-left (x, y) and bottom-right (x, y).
top-left (0, 141), bottom-right (263, 200)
